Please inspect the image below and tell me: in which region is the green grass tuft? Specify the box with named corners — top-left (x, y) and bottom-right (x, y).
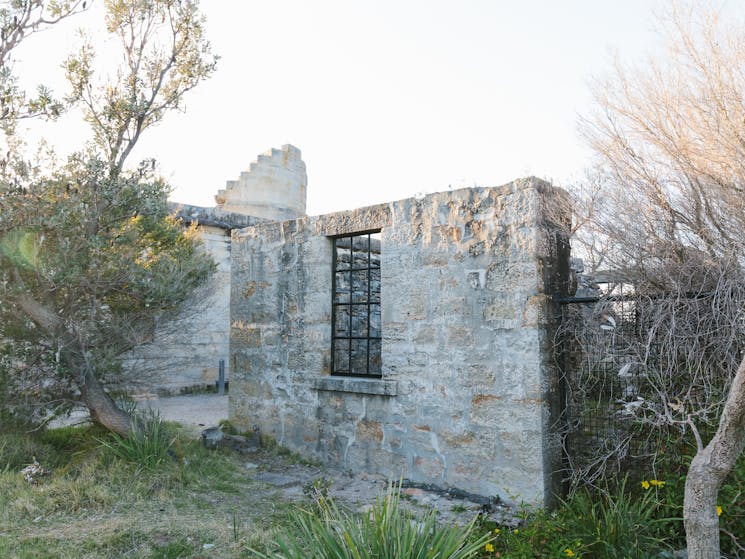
top-left (252, 483), bottom-right (493, 559)
top-left (97, 410), bottom-right (176, 471)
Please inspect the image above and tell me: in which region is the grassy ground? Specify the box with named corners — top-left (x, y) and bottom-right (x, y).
top-left (0, 424), bottom-right (298, 559)
top-left (5, 421), bottom-right (728, 559)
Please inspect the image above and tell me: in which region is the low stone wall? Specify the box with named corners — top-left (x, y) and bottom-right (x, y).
top-left (229, 179), bottom-right (570, 505)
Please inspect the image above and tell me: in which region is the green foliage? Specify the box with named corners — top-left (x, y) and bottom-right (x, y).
top-left (150, 538), bottom-right (195, 559)
top-left (0, 156), bottom-right (214, 426)
top-left (653, 448), bottom-right (745, 556)
top-left (0, 423), bottom-right (260, 558)
top-left (0, 0), bottom-right (216, 432)
top-left (2, 157), bottom-right (213, 322)
top-left (472, 477), bottom-right (681, 559)
top-left (474, 512), bottom-right (566, 559)
top-left (98, 410), bottom-right (177, 470)
top-left (0, 433), bottom-right (46, 472)
top-left (0, 1), bottom-right (84, 139)
top-left (718, 456), bottom-right (745, 557)
top-left (0, 423), bottom-right (242, 518)
top-left (219, 419), bottom-right (240, 435)
top-left (254, 483), bottom-right (492, 559)
top-left (259, 434), bottom-right (320, 466)
top-left (64, 0), bottom-right (218, 174)
top-left (4, 424), bottom-right (707, 559)
top-left (0, 347), bottom-right (16, 428)
top-left (302, 475), bottom-right (333, 501)
top-left (558, 477), bottom-right (674, 558)
top-left (0, 424), bottom-right (105, 472)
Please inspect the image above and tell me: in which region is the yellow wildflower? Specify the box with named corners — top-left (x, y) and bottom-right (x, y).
top-left (485, 543), bottom-right (495, 552)
top-left (717, 505), bottom-right (723, 517)
top-left (512, 529), bottom-right (519, 534)
top-left (650, 479), bottom-right (666, 488)
top-left (565, 549), bottom-right (576, 558)
top-left (493, 527), bottom-right (500, 534)
top-left (641, 480), bottom-right (650, 490)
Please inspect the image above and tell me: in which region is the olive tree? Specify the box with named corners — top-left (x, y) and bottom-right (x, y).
top-left (0, 0), bottom-right (217, 435)
top-left (0, 1), bottom-right (87, 125)
top-left (580, 3), bottom-right (745, 556)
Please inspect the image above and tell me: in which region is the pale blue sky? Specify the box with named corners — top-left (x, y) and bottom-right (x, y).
top-left (15, 1), bottom-right (679, 215)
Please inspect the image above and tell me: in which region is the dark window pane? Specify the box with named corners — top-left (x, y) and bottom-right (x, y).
top-left (334, 307), bottom-right (350, 336)
top-left (369, 339), bottom-right (382, 374)
top-left (350, 305), bottom-right (368, 337)
top-left (358, 234), bottom-right (370, 267)
top-left (333, 347), bottom-right (349, 374)
top-left (331, 231), bottom-right (382, 377)
top-left (333, 271), bottom-right (350, 303)
top-left (370, 268), bottom-right (381, 303)
top-left (370, 232), bottom-right (381, 269)
top-left (369, 304), bottom-right (381, 338)
top-left (352, 270), bottom-right (369, 303)
top-left (350, 339), bottom-right (368, 374)
top-left (335, 240), bottom-right (351, 270)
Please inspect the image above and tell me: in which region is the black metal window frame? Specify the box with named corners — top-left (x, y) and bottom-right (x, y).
top-left (330, 229), bottom-right (382, 378)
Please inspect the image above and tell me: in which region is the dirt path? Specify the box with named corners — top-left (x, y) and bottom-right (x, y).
top-left (137, 393), bottom-right (228, 435)
top-left (53, 393), bottom-right (228, 432)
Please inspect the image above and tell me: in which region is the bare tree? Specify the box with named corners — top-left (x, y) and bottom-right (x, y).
top-left (579, 2), bottom-right (745, 557)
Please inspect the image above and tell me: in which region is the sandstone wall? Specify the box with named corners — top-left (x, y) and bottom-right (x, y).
top-left (121, 143), bottom-right (307, 395)
top-left (229, 178), bottom-right (570, 505)
top-left (122, 206), bottom-right (263, 395)
top-left (215, 144), bottom-right (307, 221)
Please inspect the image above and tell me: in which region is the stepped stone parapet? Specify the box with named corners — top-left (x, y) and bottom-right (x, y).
top-left (215, 144), bottom-right (307, 220)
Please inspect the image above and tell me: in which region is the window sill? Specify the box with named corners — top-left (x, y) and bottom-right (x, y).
top-left (312, 377), bottom-right (398, 396)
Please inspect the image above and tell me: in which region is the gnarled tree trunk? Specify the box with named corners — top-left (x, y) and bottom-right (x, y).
top-left (16, 290), bottom-right (134, 436)
top-left (684, 355), bottom-right (745, 558)
top-left (79, 369), bottom-right (135, 437)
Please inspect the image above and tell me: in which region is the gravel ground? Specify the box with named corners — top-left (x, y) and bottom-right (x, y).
top-left (137, 393), bottom-right (228, 435)
top-left (52, 392), bottom-right (228, 434)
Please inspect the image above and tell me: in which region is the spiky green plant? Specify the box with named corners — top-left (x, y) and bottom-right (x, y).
top-left (254, 483), bottom-right (492, 559)
top-left (97, 410), bottom-right (176, 470)
top-left (559, 476), bottom-right (675, 558)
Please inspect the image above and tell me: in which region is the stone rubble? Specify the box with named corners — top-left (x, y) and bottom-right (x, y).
top-left (241, 447), bottom-right (522, 527)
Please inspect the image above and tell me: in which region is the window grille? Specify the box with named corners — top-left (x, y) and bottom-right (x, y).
top-left (331, 231), bottom-right (381, 377)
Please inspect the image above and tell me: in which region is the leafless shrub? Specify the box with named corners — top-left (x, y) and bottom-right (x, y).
top-left (572, 2), bottom-right (745, 553)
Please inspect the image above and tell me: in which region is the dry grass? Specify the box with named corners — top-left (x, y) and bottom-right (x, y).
top-left (0, 425), bottom-right (295, 559)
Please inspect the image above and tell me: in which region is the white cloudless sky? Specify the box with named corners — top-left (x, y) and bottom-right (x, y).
top-left (13, 0), bottom-right (679, 216)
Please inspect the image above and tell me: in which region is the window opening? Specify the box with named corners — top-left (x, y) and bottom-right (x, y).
top-left (331, 231), bottom-right (381, 377)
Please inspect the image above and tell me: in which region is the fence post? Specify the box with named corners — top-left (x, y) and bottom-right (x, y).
top-left (218, 359), bottom-right (225, 396)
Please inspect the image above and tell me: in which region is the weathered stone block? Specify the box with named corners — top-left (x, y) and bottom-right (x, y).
top-left (412, 454), bottom-right (445, 480)
top-left (231, 323), bottom-right (262, 347)
top-left (355, 420), bottom-right (384, 444)
top-left (201, 427), bottom-right (261, 454)
top-left (408, 327), bottom-right (433, 349)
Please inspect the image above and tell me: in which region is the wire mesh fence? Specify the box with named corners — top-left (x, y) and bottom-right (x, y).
top-left (558, 293), bottom-right (669, 488)
top-left (557, 278), bottom-right (745, 491)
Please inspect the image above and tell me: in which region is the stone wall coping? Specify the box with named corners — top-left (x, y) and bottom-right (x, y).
top-left (312, 377), bottom-right (398, 396)
top-left (168, 202), bottom-right (267, 230)
top-left (232, 177), bottom-right (556, 239)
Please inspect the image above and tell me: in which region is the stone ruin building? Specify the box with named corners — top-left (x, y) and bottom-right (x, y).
top-left (123, 145), bottom-right (307, 393)
top-left (127, 144), bottom-right (572, 507)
